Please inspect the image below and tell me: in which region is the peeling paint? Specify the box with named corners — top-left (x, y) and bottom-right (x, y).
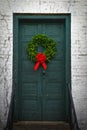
top-left (0, 0), bottom-right (87, 130)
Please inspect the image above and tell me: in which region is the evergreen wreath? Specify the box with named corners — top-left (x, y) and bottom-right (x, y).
top-left (27, 34), bottom-right (57, 70)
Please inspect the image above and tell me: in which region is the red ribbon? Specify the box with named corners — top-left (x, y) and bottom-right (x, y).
top-left (34, 53), bottom-right (47, 71)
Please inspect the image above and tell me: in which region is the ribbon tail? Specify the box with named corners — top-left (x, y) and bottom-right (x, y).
top-left (34, 62), bottom-right (40, 71)
top-left (42, 62), bottom-right (47, 70)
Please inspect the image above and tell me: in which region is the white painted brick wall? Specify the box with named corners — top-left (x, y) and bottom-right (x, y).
top-left (0, 0), bottom-right (87, 130)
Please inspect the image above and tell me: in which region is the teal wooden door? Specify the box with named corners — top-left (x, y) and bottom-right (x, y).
top-left (14, 15), bottom-right (70, 121)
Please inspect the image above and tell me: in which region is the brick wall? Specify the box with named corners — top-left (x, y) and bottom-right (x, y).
top-left (0, 0), bottom-right (87, 130)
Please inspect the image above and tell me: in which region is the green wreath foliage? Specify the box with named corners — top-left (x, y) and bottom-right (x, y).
top-left (27, 34), bottom-right (57, 62)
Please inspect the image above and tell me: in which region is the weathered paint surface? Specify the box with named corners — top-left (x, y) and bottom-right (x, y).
top-left (0, 0), bottom-right (87, 130)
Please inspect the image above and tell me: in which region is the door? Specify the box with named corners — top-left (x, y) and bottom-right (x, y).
top-left (13, 14), bottom-right (71, 122)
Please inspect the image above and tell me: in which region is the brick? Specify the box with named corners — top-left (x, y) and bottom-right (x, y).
top-left (0, 0), bottom-right (87, 130)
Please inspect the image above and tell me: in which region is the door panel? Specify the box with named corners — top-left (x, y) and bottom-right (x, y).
top-left (16, 18), bottom-right (66, 121)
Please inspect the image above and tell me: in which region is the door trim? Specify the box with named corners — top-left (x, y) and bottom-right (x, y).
top-left (13, 13), bottom-right (71, 121)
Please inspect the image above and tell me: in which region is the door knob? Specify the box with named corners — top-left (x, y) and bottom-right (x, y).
top-left (42, 70), bottom-right (45, 75)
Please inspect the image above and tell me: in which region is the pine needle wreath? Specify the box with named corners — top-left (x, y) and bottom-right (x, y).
top-left (27, 34), bottom-right (57, 63)
top-left (27, 34), bottom-right (57, 70)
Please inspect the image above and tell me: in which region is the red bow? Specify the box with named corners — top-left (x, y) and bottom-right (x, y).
top-left (34, 53), bottom-right (47, 71)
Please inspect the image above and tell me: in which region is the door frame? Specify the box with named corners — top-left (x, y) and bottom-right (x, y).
top-left (13, 13), bottom-right (71, 121)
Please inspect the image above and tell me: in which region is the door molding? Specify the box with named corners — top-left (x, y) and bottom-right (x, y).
top-left (13, 14), bottom-right (71, 121)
